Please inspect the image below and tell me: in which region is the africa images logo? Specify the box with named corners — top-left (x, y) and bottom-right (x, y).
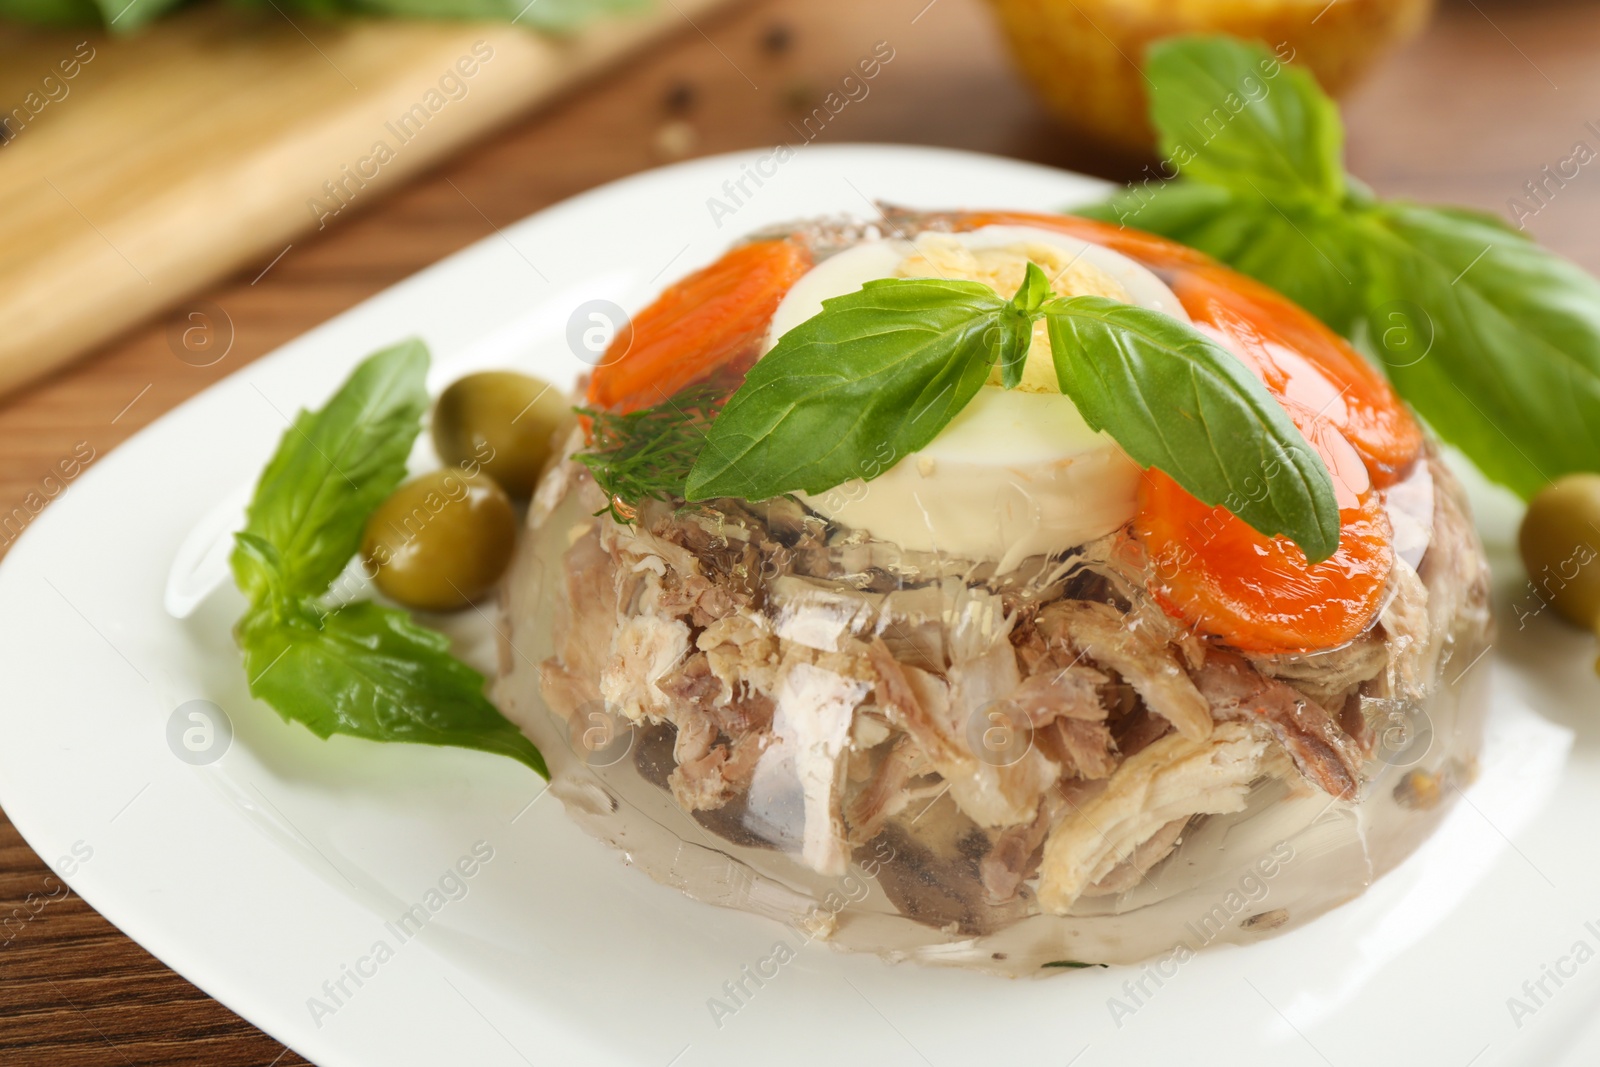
top-left (305, 841), bottom-right (496, 1028)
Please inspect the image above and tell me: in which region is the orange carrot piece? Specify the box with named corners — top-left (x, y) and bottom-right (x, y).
top-left (586, 238), bottom-right (812, 414)
top-left (1132, 468), bottom-right (1394, 655)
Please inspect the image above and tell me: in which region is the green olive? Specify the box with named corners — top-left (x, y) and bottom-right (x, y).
top-left (431, 371), bottom-right (569, 497)
top-left (1518, 474), bottom-right (1600, 630)
top-left (362, 469), bottom-right (517, 612)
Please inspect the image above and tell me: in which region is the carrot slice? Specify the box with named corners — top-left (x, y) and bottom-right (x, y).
top-left (1168, 270), bottom-right (1422, 487)
top-left (586, 238), bottom-right (812, 413)
top-left (950, 210), bottom-right (1422, 486)
top-left (1132, 469), bottom-right (1394, 654)
top-left (952, 210), bottom-right (1213, 271)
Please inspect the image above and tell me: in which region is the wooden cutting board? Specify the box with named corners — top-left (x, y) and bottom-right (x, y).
top-left (0, 0), bottom-right (740, 399)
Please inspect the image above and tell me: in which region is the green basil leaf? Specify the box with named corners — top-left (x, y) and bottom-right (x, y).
top-left (1200, 204), bottom-right (1363, 336)
top-left (0, 0), bottom-right (100, 25)
top-left (1075, 180), bottom-right (1238, 238)
top-left (1176, 204), bottom-right (1362, 337)
top-left (232, 338), bottom-right (428, 601)
top-left (1079, 184), bottom-right (1362, 335)
top-left (684, 278), bottom-right (1010, 501)
top-left (997, 311), bottom-right (1033, 390)
top-left (238, 601), bottom-right (547, 776)
top-left (1011, 259), bottom-right (1054, 315)
top-left (1146, 35), bottom-right (1345, 205)
top-left (996, 262), bottom-right (1053, 389)
top-left (1045, 295), bottom-right (1339, 562)
top-left (230, 532), bottom-right (290, 614)
top-left (1409, 202), bottom-right (1531, 237)
top-left (1360, 203), bottom-right (1600, 498)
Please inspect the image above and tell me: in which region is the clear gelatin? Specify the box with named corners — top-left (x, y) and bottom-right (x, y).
top-left (494, 209), bottom-right (1493, 975)
top-left (496, 445), bottom-right (1490, 975)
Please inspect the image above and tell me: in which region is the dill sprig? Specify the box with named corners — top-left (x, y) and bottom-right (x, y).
top-left (575, 385), bottom-right (724, 523)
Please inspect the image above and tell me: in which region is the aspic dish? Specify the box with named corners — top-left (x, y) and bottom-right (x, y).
top-left (501, 206), bottom-right (1492, 973)
top-left (199, 36), bottom-right (1600, 991)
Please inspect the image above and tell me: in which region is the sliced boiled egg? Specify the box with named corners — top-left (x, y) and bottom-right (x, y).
top-left (763, 225), bottom-right (1191, 572)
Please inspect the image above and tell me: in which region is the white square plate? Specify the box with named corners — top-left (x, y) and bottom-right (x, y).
top-left (2, 145), bottom-right (1597, 1067)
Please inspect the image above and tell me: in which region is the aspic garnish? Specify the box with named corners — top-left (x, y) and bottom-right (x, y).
top-left (230, 340), bottom-right (547, 777)
top-left (585, 263), bottom-right (1341, 563)
top-left (575, 384), bottom-right (724, 524)
top-left (1081, 34), bottom-right (1600, 501)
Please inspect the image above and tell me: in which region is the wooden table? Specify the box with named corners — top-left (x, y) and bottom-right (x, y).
top-left (0, 0), bottom-right (1595, 1061)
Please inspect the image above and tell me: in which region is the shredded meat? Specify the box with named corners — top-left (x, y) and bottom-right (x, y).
top-left (1108, 701), bottom-right (1172, 759)
top-left (1009, 656), bottom-right (1109, 726)
top-left (868, 639), bottom-right (964, 765)
top-left (658, 571), bottom-right (747, 629)
top-left (1036, 723), bottom-right (1271, 913)
top-left (1248, 633), bottom-right (1388, 713)
top-left (660, 675), bottom-right (774, 811)
top-left (1033, 718), bottom-right (1118, 780)
top-left (535, 488), bottom-right (1383, 895)
top-left (844, 734), bottom-right (924, 843)
top-left (867, 638), bottom-right (1060, 828)
top-left (657, 652), bottom-right (721, 707)
top-left (1035, 600), bottom-right (1213, 742)
top-left (1194, 651), bottom-right (1364, 800)
top-left (979, 792), bottom-right (1062, 904)
top-left (762, 660), bottom-right (868, 874)
top-left (1083, 817), bottom-right (1188, 897)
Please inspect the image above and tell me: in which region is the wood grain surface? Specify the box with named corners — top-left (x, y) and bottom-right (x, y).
top-left (1, 0), bottom-right (1596, 1062)
top-left (0, 0), bottom-right (742, 399)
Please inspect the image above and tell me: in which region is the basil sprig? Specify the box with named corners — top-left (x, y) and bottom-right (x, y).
top-left (1081, 35), bottom-right (1600, 499)
top-left (682, 278), bottom-right (1033, 503)
top-left (684, 263), bottom-right (1339, 562)
top-left (233, 342), bottom-right (424, 605)
top-left (230, 340), bottom-right (547, 777)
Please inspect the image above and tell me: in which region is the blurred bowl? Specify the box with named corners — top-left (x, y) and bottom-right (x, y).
top-left (985, 0), bottom-right (1434, 152)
